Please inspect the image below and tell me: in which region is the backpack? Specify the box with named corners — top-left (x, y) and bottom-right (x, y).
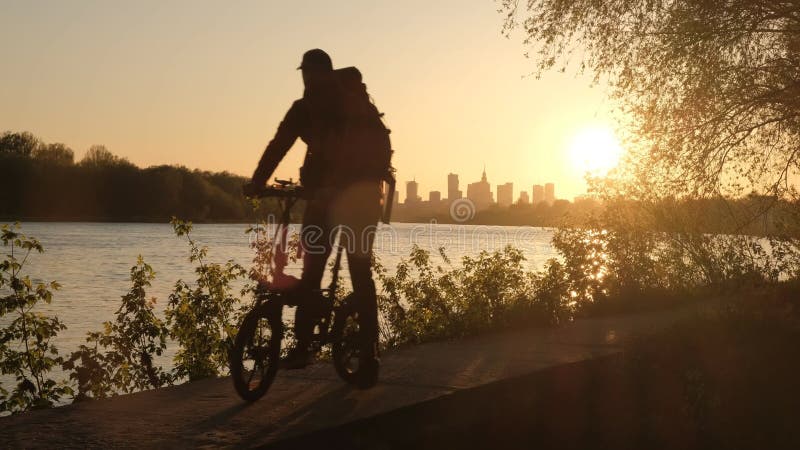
top-left (299, 67), bottom-right (393, 191)
top-left (330, 67), bottom-right (393, 184)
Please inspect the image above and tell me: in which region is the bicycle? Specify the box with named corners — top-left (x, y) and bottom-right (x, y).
top-left (230, 178), bottom-right (392, 402)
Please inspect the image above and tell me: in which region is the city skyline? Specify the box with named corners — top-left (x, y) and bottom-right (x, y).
top-left (401, 167), bottom-right (559, 207)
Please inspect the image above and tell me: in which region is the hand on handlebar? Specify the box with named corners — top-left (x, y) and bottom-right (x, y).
top-left (243, 178), bottom-right (305, 199)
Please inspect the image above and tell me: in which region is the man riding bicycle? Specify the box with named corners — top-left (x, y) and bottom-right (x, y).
top-left (244, 49), bottom-right (387, 376)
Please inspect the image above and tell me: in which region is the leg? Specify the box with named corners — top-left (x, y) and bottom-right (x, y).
top-left (293, 196), bottom-right (333, 354)
top-left (346, 252), bottom-right (378, 351)
top-left (332, 182), bottom-right (382, 358)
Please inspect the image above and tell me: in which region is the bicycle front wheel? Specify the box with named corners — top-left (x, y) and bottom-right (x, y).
top-left (230, 304), bottom-right (283, 401)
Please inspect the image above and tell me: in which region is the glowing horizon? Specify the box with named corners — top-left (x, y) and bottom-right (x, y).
top-left (0, 0), bottom-right (620, 202)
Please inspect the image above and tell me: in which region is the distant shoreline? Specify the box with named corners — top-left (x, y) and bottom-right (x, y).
top-left (0, 217), bottom-right (560, 227)
top-left (0, 216), bottom-right (253, 225)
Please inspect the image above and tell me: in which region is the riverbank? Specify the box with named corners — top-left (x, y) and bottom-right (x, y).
top-left (0, 301), bottom-right (701, 448)
top-left (348, 285), bottom-right (800, 449)
top-left (4, 284), bottom-right (799, 449)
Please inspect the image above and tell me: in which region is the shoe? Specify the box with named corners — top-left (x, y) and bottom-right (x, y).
top-left (356, 342), bottom-right (380, 389)
top-left (280, 347), bottom-right (314, 370)
top-left (356, 355), bottom-right (379, 389)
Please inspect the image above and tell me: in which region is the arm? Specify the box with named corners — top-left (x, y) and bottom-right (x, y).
top-left (251, 100), bottom-right (306, 187)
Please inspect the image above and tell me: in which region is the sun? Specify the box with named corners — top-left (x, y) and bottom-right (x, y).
top-left (568, 126), bottom-right (623, 175)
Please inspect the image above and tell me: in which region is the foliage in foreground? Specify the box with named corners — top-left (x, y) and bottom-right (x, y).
top-left (375, 245), bottom-right (570, 346)
top-left (64, 257), bottom-right (170, 400)
top-left (164, 218), bottom-right (247, 381)
top-left (549, 199), bottom-right (800, 313)
top-left (376, 204), bottom-right (800, 346)
top-left (3, 211), bottom-right (800, 414)
top-left (0, 224), bottom-right (71, 413)
top-left (47, 218), bottom-right (250, 406)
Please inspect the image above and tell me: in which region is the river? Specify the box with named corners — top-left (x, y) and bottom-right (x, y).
top-left (1, 221), bottom-right (557, 387)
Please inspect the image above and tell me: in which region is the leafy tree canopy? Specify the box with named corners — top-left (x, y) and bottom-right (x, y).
top-left (501, 0), bottom-right (800, 200)
top-left (33, 143), bottom-right (74, 165)
top-left (81, 145), bottom-right (131, 167)
top-left (0, 131), bottom-right (41, 157)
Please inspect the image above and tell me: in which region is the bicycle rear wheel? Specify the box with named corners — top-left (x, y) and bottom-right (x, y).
top-left (331, 305), bottom-right (379, 389)
top-left (230, 303), bottom-right (282, 401)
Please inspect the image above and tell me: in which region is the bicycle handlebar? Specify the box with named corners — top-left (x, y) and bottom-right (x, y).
top-left (250, 186), bottom-right (307, 199)
top-left (244, 178), bottom-right (306, 200)
top-left (244, 172), bottom-right (396, 223)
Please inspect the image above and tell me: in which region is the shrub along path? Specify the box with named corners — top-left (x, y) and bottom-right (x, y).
top-left (0, 304), bottom-right (702, 448)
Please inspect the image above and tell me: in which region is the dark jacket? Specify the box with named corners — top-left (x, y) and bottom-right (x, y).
top-left (252, 85), bottom-right (345, 188)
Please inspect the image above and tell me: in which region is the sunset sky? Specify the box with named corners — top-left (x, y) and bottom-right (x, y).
top-left (1, 0), bottom-right (620, 202)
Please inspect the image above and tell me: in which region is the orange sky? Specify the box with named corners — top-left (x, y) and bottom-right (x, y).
top-left (0, 0), bottom-right (620, 202)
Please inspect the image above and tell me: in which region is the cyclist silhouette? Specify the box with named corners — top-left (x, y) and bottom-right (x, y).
top-left (244, 49), bottom-right (382, 374)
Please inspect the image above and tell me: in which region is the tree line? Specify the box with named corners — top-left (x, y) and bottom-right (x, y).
top-left (4, 130), bottom-right (798, 234)
top-left (0, 131), bottom-right (273, 222)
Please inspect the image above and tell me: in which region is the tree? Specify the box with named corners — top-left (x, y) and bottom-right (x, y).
top-left (0, 131), bottom-right (262, 221)
top-left (80, 145), bottom-right (129, 167)
top-left (32, 143), bottom-right (74, 165)
top-left (0, 131), bottom-right (40, 158)
top-left (501, 1), bottom-right (800, 202)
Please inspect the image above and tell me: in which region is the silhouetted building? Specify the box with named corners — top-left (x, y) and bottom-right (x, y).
top-left (429, 191), bottom-right (441, 203)
top-left (545, 183), bottom-right (555, 205)
top-left (497, 182), bottom-right (513, 208)
top-left (532, 185), bottom-right (545, 204)
top-left (518, 191), bottom-right (530, 204)
top-left (447, 173), bottom-right (462, 201)
top-left (406, 180), bottom-right (420, 204)
top-left (467, 168), bottom-right (493, 210)
top-left (394, 190), bottom-right (400, 206)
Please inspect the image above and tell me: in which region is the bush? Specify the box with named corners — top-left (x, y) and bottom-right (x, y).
top-left (0, 224), bottom-right (72, 413)
top-left (376, 245), bottom-right (570, 346)
top-left (63, 257), bottom-right (170, 400)
top-left (545, 198), bottom-right (800, 315)
top-left (165, 218), bottom-right (246, 381)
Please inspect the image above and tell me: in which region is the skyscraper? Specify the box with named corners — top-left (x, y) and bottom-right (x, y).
top-left (518, 191), bottom-right (530, 204)
top-left (532, 185), bottom-right (544, 204)
top-left (467, 168), bottom-right (493, 210)
top-left (545, 183), bottom-right (555, 205)
top-left (497, 182), bottom-right (513, 208)
top-left (406, 180), bottom-right (420, 204)
top-left (447, 173), bottom-right (461, 201)
top-left (429, 191), bottom-right (441, 203)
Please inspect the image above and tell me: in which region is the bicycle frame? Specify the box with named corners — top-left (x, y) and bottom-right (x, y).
top-left (251, 182), bottom-right (345, 345)
top-left (232, 179), bottom-right (383, 401)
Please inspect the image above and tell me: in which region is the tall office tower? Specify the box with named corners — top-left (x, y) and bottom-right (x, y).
top-left (447, 173), bottom-right (461, 200)
top-left (518, 191), bottom-right (530, 204)
top-left (467, 168), bottom-right (493, 210)
top-left (497, 182), bottom-right (514, 207)
top-left (532, 185), bottom-right (545, 204)
top-left (406, 180), bottom-right (419, 204)
top-left (429, 191), bottom-right (441, 203)
top-left (544, 183), bottom-right (555, 205)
